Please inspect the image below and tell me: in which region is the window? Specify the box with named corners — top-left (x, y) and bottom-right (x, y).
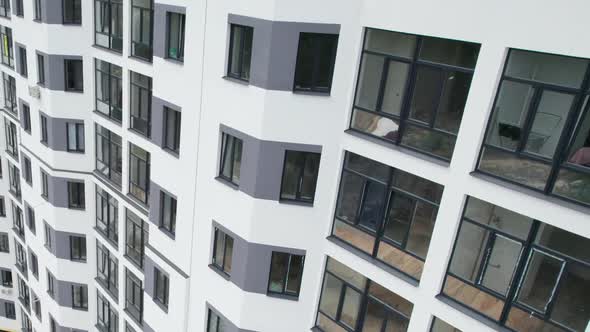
top-left (479, 49), bottom-right (590, 207)
top-left (97, 292), bottom-right (118, 332)
top-left (67, 181), bottom-right (85, 209)
top-left (125, 269), bottom-right (143, 323)
top-left (22, 103), bottom-right (31, 132)
top-left (0, 233), bottom-right (8, 252)
top-left (17, 46), bottom-right (27, 77)
top-left (125, 209), bottom-right (148, 267)
top-left (0, 26), bottom-right (14, 68)
top-left (4, 118), bottom-right (18, 157)
top-left (0, 196), bottom-right (4, 216)
top-left (280, 151), bottom-right (321, 203)
top-left (12, 203), bottom-right (23, 238)
top-left (3, 73), bottom-right (16, 113)
top-left (350, 29), bottom-right (480, 161)
top-left (128, 143), bottom-right (150, 203)
top-left (72, 285), bottom-right (88, 310)
top-left (332, 152), bottom-right (443, 281)
top-left (315, 257), bottom-right (413, 331)
top-left (5, 302), bottom-right (15, 320)
top-left (227, 24), bottom-right (253, 81)
top-left (37, 54), bottom-right (45, 84)
top-left (166, 12), bottom-right (185, 61)
top-left (69, 236), bottom-right (86, 261)
top-left (153, 268), bottom-right (169, 308)
top-left (207, 309), bottom-right (230, 332)
top-left (8, 163), bottom-right (21, 198)
top-left (1, 269), bottom-right (12, 287)
top-left (268, 252), bottom-right (305, 298)
top-left (430, 317), bottom-right (462, 332)
top-left (41, 170), bottom-right (49, 199)
top-left (64, 59), bottom-right (84, 91)
top-left (47, 271), bottom-right (55, 298)
top-left (63, 0), bottom-right (81, 24)
top-left (95, 124), bottom-right (123, 185)
top-left (130, 0), bottom-right (153, 61)
top-left (95, 59), bottom-right (123, 121)
top-left (442, 196), bottom-right (590, 332)
top-left (96, 186), bottom-right (119, 244)
top-left (95, 0), bottom-right (122, 51)
top-left (50, 317), bottom-right (57, 332)
top-left (25, 205), bottom-right (35, 233)
top-left (33, 0), bottom-right (41, 20)
top-left (17, 276), bottom-right (30, 309)
top-left (97, 241), bottom-right (118, 295)
top-left (163, 106), bottom-right (181, 153)
top-left (159, 192), bottom-right (176, 235)
top-left (0, 0), bottom-right (9, 18)
top-left (23, 156), bottom-right (32, 184)
top-left (218, 133), bottom-right (242, 185)
top-left (66, 122), bottom-right (85, 152)
top-left (129, 71), bottom-right (152, 137)
top-left (40, 114), bottom-right (48, 143)
top-left (32, 292), bottom-right (41, 319)
top-left (30, 252), bottom-right (38, 278)
top-left (21, 312), bottom-right (31, 331)
top-left (15, 0), bottom-right (23, 16)
top-left (212, 227), bottom-right (233, 275)
top-left (44, 223), bottom-right (52, 249)
top-left (293, 33), bottom-right (338, 93)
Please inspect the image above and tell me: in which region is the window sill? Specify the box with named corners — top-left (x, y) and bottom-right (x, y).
top-left (215, 176), bottom-right (239, 190)
top-left (344, 128), bottom-right (451, 167)
top-left (92, 44), bottom-right (123, 55)
top-left (128, 54), bottom-right (153, 65)
top-left (266, 292), bottom-right (299, 302)
top-left (292, 89), bottom-right (331, 97)
top-left (208, 264), bottom-right (231, 281)
top-left (278, 198), bottom-right (314, 208)
top-left (222, 75), bottom-right (250, 86)
top-left (326, 235), bottom-right (420, 287)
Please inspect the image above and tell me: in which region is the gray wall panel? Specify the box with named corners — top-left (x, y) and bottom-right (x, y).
top-left (148, 181), bottom-right (176, 239)
top-left (205, 302), bottom-right (258, 332)
top-left (41, 0), bottom-right (64, 24)
top-left (153, 4), bottom-right (186, 59)
top-left (227, 14), bottom-right (340, 91)
top-left (39, 111), bottom-right (85, 152)
top-left (14, 43), bottom-right (26, 76)
top-left (219, 124), bottom-right (322, 201)
top-left (18, 98), bottom-right (29, 130)
top-left (151, 96), bottom-right (182, 149)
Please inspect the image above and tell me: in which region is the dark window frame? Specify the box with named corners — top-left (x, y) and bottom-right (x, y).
top-left (159, 191), bottom-right (176, 235)
top-left (23, 156), bottom-right (32, 185)
top-left (128, 143), bottom-right (150, 204)
top-left (3, 72), bottom-right (16, 114)
top-left (66, 122), bottom-right (85, 152)
top-left (97, 240), bottom-right (118, 296)
top-left (62, 0), bottom-right (82, 25)
top-left (0, 232), bottom-right (8, 252)
top-left (349, 28), bottom-right (480, 162)
top-left (1, 269), bottom-right (12, 287)
top-left (22, 103), bottom-right (31, 132)
top-left (30, 251), bottom-right (38, 278)
top-left (293, 32), bottom-right (339, 94)
top-left (267, 251), bottom-right (305, 298)
top-left (477, 48), bottom-right (590, 208)
top-left (218, 133), bottom-right (243, 186)
top-left (47, 270), bottom-right (55, 298)
top-left (8, 162), bottom-right (21, 198)
top-left (0, 196), bottom-right (4, 217)
top-left (125, 209), bottom-right (148, 268)
top-left (12, 202), bottom-right (24, 238)
top-left (67, 181), bottom-right (85, 209)
top-left (165, 12), bottom-right (185, 61)
top-left (71, 284), bottom-right (88, 310)
top-left (226, 24), bottom-right (253, 82)
top-left (95, 124), bottom-right (123, 186)
top-left (94, 0), bottom-right (123, 52)
top-left (163, 106), bottom-right (181, 153)
top-left (17, 46), bottom-right (27, 77)
top-left (0, 0), bottom-right (10, 19)
top-left (96, 186), bottom-right (119, 245)
top-left (15, 242), bottom-right (27, 272)
top-left (33, 0), bottom-right (41, 21)
top-left (5, 118), bottom-right (18, 157)
top-left (41, 170), bottom-right (49, 199)
top-left (130, 0), bottom-right (153, 61)
top-left (15, 0), bottom-right (23, 16)
top-left (5, 302), bottom-right (15, 320)
top-left (69, 235), bottom-right (87, 262)
top-left (129, 71), bottom-right (152, 137)
top-left (37, 53), bottom-right (45, 85)
top-left (64, 59), bottom-right (84, 92)
top-left (279, 150), bottom-right (321, 204)
top-left (0, 26), bottom-right (14, 68)
top-left (97, 292), bottom-right (119, 332)
top-left (40, 114), bottom-right (48, 144)
top-left (211, 227), bottom-right (234, 276)
top-left (95, 59), bottom-right (123, 122)
top-left (125, 269), bottom-right (143, 324)
top-left (153, 267), bottom-right (169, 308)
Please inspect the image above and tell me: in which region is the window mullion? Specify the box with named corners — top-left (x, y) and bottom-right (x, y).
top-left (515, 87), bottom-right (543, 154)
top-left (374, 56), bottom-right (390, 113)
top-left (429, 68), bottom-right (447, 128)
top-left (396, 38), bottom-right (423, 144)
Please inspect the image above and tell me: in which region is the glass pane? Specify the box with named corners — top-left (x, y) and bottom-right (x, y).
top-left (481, 235), bottom-right (522, 296)
top-left (377, 240), bottom-right (424, 280)
top-left (214, 230), bottom-right (224, 266)
top-left (229, 26), bottom-right (244, 76)
top-left (319, 273), bottom-right (342, 319)
top-left (286, 255), bottom-right (304, 294)
top-left (351, 108), bottom-right (401, 143)
top-left (268, 253), bottom-right (288, 292)
top-left (383, 194), bottom-right (414, 244)
top-left (357, 181), bottom-right (387, 232)
top-left (381, 61), bottom-right (410, 116)
top-left (409, 66), bottom-right (444, 125)
top-left (391, 169), bottom-right (443, 203)
top-left (241, 28), bottom-right (253, 79)
top-left (316, 35), bottom-right (338, 89)
top-left (430, 317), bottom-right (462, 332)
top-left (463, 196), bottom-right (533, 240)
top-left (505, 306), bottom-right (564, 332)
top-left (565, 102), bottom-right (590, 166)
top-left (443, 275), bottom-right (505, 321)
top-left (550, 264), bottom-right (590, 331)
top-left (449, 222), bottom-right (489, 283)
top-left (368, 282), bottom-right (413, 316)
top-left (333, 219), bottom-right (376, 256)
top-left (335, 172), bottom-right (363, 223)
top-left (516, 250), bottom-right (563, 313)
top-left (524, 91), bottom-right (574, 158)
top-left (419, 37), bottom-right (480, 68)
top-left (435, 71), bottom-right (472, 133)
top-left (280, 152), bottom-right (301, 200)
top-left (344, 152), bottom-right (390, 183)
top-left (294, 34), bottom-right (315, 89)
top-left (221, 135), bottom-right (234, 179)
top-left (355, 53), bottom-right (384, 111)
top-left (326, 258), bottom-right (367, 290)
top-left (364, 29), bottom-right (416, 58)
top-left (478, 147), bottom-right (553, 190)
top-left (405, 200), bottom-right (437, 259)
top-left (231, 138), bottom-right (242, 184)
top-left (341, 287), bottom-right (362, 328)
top-left (68, 124), bottom-right (77, 149)
top-left (534, 223), bottom-right (590, 265)
top-left (485, 81), bottom-right (535, 151)
top-left (505, 50), bottom-right (588, 88)
top-left (401, 124), bottom-right (456, 160)
top-left (300, 153), bottom-right (320, 201)
top-left (316, 312), bottom-right (348, 332)
top-left (361, 299), bottom-right (385, 332)
top-left (223, 236), bottom-right (233, 274)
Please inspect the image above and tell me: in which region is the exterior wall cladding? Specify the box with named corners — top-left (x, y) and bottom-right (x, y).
top-left (0, 0), bottom-right (589, 332)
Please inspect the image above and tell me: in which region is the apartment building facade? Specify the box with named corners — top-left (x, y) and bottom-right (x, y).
top-left (0, 0), bottom-right (588, 332)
